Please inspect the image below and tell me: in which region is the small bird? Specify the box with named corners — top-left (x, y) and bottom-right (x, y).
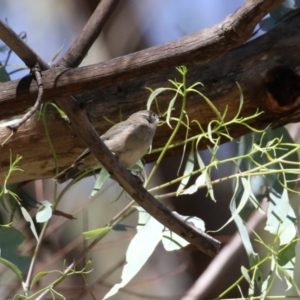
top-left (53, 110), bottom-right (162, 183)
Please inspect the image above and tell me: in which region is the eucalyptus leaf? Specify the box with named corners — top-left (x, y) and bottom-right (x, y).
top-left (103, 217), bottom-right (164, 299)
top-left (83, 227), bottom-right (112, 240)
top-left (0, 227), bottom-right (30, 275)
top-left (0, 63), bottom-right (10, 82)
top-left (177, 151), bottom-right (194, 195)
top-left (36, 200), bottom-right (53, 223)
top-left (91, 168), bottom-right (110, 197)
top-left (21, 207), bottom-right (39, 242)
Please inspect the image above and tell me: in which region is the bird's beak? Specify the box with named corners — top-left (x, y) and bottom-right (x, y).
top-left (158, 115), bottom-right (166, 121)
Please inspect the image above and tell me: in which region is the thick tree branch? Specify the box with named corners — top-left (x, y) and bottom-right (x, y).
top-left (0, 0), bottom-right (283, 112)
top-left (1, 9), bottom-right (300, 183)
top-left (55, 0), bottom-right (120, 68)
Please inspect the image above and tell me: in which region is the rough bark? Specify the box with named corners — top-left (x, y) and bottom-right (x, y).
top-left (2, 5), bottom-right (300, 184)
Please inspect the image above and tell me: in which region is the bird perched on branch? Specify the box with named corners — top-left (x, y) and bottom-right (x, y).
top-left (53, 110), bottom-right (163, 184)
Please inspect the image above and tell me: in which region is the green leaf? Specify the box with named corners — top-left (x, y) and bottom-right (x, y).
top-left (103, 216), bottom-right (164, 299)
top-left (0, 227), bottom-right (30, 275)
top-left (0, 257), bottom-right (22, 281)
top-left (20, 207), bottom-right (39, 242)
top-left (31, 271), bottom-right (51, 288)
top-left (241, 266), bottom-right (251, 284)
top-left (36, 200), bottom-right (53, 223)
top-left (83, 227), bottom-right (112, 240)
top-left (49, 41), bottom-right (65, 65)
top-left (177, 151), bottom-right (194, 195)
top-left (166, 90), bottom-right (179, 128)
top-left (130, 159), bottom-right (144, 173)
top-left (236, 127), bottom-right (299, 199)
top-left (278, 240), bottom-right (297, 267)
top-left (147, 87), bottom-right (170, 111)
top-left (265, 189), bottom-right (297, 245)
top-left (0, 63), bottom-right (10, 82)
top-left (230, 196), bottom-right (262, 286)
top-left (220, 177), bottom-right (260, 231)
top-left (90, 168), bottom-right (110, 197)
top-left (135, 206), bottom-right (151, 231)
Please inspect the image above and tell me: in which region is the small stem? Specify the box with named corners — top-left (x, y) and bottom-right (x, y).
top-left (146, 67), bottom-right (188, 186)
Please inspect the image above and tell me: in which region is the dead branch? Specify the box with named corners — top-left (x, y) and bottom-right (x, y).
top-left (0, 0), bottom-right (283, 111)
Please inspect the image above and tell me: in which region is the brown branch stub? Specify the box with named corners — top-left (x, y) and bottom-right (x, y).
top-left (55, 0), bottom-right (120, 68)
top-left (7, 64), bottom-right (44, 132)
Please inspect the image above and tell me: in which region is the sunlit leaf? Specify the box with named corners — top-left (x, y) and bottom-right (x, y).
top-left (83, 227), bottom-right (112, 240)
top-left (90, 168), bottom-right (110, 197)
top-left (147, 87), bottom-right (170, 110)
top-left (177, 151), bottom-right (194, 196)
top-left (230, 195), bottom-right (261, 274)
top-left (103, 217), bottom-right (164, 299)
top-left (241, 266), bottom-right (251, 284)
top-left (36, 200), bottom-right (53, 223)
top-left (20, 207), bottom-right (39, 242)
top-left (265, 189), bottom-right (297, 245)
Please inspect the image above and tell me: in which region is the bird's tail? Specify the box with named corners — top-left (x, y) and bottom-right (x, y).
top-left (53, 165), bottom-right (82, 184)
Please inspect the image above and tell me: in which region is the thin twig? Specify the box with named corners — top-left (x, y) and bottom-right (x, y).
top-left (7, 64), bottom-right (44, 132)
top-left (34, 262), bottom-right (75, 300)
top-left (55, 0), bottom-right (120, 68)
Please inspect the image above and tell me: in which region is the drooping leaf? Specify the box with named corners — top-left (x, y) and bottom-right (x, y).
top-left (0, 257), bottom-right (23, 281)
top-left (177, 151), bottom-right (195, 195)
top-left (230, 197), bottom-right (262, 288)
top-left (103, 216), bottom-right (164, 299)
top-left (147, 87), bottom-right (171, 111)
top-left (91, 168), bottom-right (110, 197)
top-left (20, 207), bottom-right (39, 242)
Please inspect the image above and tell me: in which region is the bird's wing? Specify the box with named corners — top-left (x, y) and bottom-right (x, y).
top-left (101, 121), bottom-right (135, 141)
